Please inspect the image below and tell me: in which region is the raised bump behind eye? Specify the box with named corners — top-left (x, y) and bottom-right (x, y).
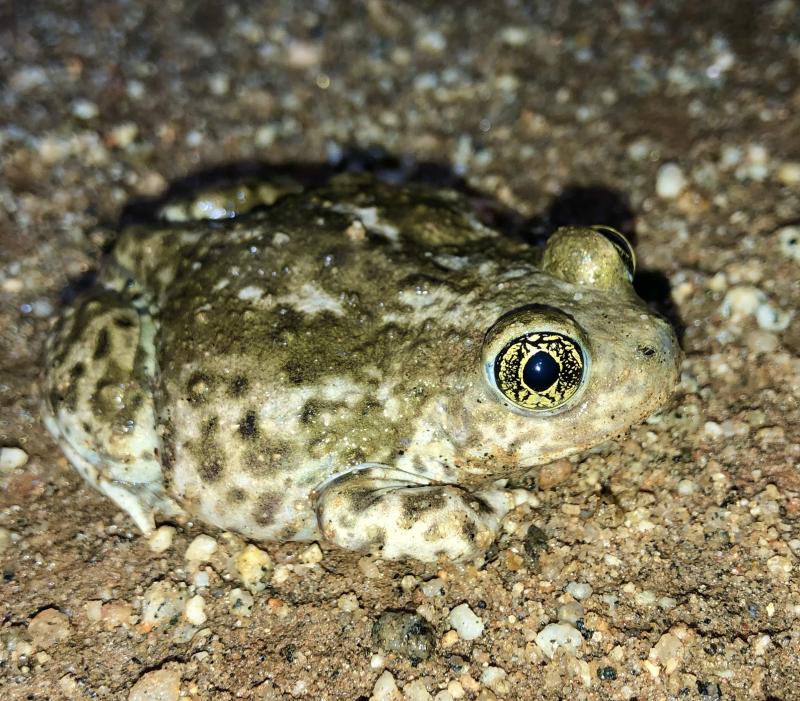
top-left (542, 226), bottom-right (634, 290)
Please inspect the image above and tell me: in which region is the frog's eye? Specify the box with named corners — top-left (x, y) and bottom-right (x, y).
top-left (493, 332), bottom-right (585, 410)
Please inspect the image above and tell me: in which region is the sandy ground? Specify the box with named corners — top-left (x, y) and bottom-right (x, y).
top-left (1, 1), bottom-right (799, 699)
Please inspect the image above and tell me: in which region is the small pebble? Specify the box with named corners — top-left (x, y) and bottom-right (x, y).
top-left (448, 603), bottom-right (484, 641)
top-left (440, 629), bottom-right (460, 648)
top-left (557, 601), bottom-right (584, 625)
top-left (148, 526), bottom-right (175, 554)
top-left (228, 588), bottom-right (254, 617)
top-left (184, 595), bottom-right (207, 625)
top-left (128, 669), bottom-right (181, 701)
top-left (100, 601), bottom-right (133, 628)
top-left (85, 600), bottom-right (103, 622)
top-left (755, 303), bottom-right (792, 332)
top-left (370, 670), bottom-right (401, 701)
top-left (337, 592), bottom-right (361, 612)
top-left (71, 99), bottom-right (99, 120)
top-left (373, 611), bottom-right (435, 661)
top-left (565, 582), bottom-right (593, 601)
top-left (270, 564), bottom-right (292, 585)
top-left (108, 122), bottom-right (138, 148)
top-left (402, 679), bottom-right (433, 701)
top-left (677, 479), bottom-right (698, 496)
top-left (656, 163), bottom-right (687, 199)
top-left (523, 525), bottom-right (548, 564)
top-left (721, 285), bottom-right (763, 317)
top-left (140, 581), bottom-right (188, 631)
top-left (420, 577), bottom-right (446, 597)
top-left (358, 555), bottom-right (382, 579)
top-left (235, 544), bottom-right (273, 593)
top-left (28, 609), bottom-right (71, 649)
top-left (299, 542), bottom-right (323, 564)
top-left (185, 534), bottom-right (218, 563)
top-left (597, 665), bottom-right (617, 680)
top-left (447, 681), bottom-right (465, 699)
top-left (777, 162), bottom-right (800, 186)
top-left (0, 526), bottom-right (11, 555)
top-left (480, 666), bottom-right (509, 693)
top-left (650, 632), bottom-right (684, 674)
top-left (0, 446), bottom-right (28, 472)
top-left (752, 634), bottom-right (771, 656)
top-left (766, 555), bottom-right (792, 579)
top-left (400, 575), bottom-right (419, 592)
top-left (535, 622), bottom-right (583, 659)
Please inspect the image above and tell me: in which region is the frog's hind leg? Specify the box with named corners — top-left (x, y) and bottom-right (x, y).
top-left (315, 465), bottom-right (521, 561)
top-left (43, 290), bottom-right (183, 532)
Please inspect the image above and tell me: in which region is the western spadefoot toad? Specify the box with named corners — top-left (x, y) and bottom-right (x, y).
top-left (43, 175), bottom-right (680, 561)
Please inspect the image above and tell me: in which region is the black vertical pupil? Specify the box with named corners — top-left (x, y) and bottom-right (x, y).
top-left (523, 351), bottom-right (560, 392)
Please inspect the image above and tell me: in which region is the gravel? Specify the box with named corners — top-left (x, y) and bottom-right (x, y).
top-left (447, 603), bottom-right (484, 641)
top-left (535, 622), bottom-right (584, 660)
top-left (372, 611), bottom-right (436, 662)
top-left (2, 2), bottom-right (800, 699)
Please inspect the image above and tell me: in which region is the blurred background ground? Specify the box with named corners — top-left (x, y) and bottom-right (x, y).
top-left (1, 1), bottom-right (799, 699)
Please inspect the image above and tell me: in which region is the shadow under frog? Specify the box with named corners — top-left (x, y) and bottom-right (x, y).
top-left (43, 149), bottom-right (682, 562)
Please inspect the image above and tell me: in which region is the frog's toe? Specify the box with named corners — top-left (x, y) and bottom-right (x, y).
top-left (315, 465), bottom-right (515, 561)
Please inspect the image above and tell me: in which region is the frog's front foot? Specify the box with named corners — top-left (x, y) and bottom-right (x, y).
top-left (315, 465), bottom-right (518, 561)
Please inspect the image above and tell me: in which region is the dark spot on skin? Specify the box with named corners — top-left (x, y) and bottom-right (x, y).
top-left (272, 306), bottom-right (303, 337)
top-left (199, 459), bottom-right (223, 482)
top-left (400, 492), bottom-right (447, 525)
top-left (300, 400), bottom-right (319, 424)
top-left (70, 362), bottom-right (85, 380)
top-left (161, 446), bottom-right (175, 474)
top-left (229, 376), bottom-right (249, 396)
top-left (344, 448), bottom-right (366, 465)
top-left (114, 315), bottom-right (135, 328)
top-left (227, 488), bottom-right (247, 503)
top-left (187, 372), bottom-right (213, 402)
top-left (253, 492), bottom-right (282, 527)
top-left (48, 389), bottom-right (63, 409)
top-left (242, 438), bottom-right (291, 476)
top-left (360, 397), bottom-right (380, 415)
top-left (239, 410), bottom-right (258, 439)
top-left (471, 495), bottom-right (495, 515)
top-left (461, 518), bottom-right (477, 542)
top-left (93, 328), bottom-right (110, 359)
top-left (81, 421), bottom-right (91, 433)
top-left (160, 422), bottom-right (176, 474)
top-left (283, 359), bottom-right (306, 385)
top-left (202, 417), bottom-right (218, 439)
top-left (347, 490), bottom-right (382, 513)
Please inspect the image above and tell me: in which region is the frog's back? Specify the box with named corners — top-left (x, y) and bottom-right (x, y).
top-left (151, 178), bottom-right (506, 540)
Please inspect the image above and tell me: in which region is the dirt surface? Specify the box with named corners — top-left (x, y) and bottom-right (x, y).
top-left (2, 2), bottom-right (799, 699)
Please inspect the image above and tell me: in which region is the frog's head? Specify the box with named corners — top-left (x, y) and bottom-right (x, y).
top-left (461, 226), bottom-right (681, 472)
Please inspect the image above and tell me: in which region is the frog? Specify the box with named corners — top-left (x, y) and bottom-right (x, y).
top-left (43, 174), bottom-right (681, 562)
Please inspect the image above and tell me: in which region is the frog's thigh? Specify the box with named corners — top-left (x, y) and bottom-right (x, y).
top-left (315, 466), bottom-right (517, 561)
top-left (44, 291), bottom-right (182, 532)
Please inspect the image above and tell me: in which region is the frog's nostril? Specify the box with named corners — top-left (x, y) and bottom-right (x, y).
top-left (636, 345), bottom-right (656, 358)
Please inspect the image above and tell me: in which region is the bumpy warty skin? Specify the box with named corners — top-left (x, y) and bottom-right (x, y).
top-left (44, 175), bottom-right (681, 553)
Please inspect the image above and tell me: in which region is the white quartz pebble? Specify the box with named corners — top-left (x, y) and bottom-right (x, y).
top-left (448, 603), bottom-right (484, 640)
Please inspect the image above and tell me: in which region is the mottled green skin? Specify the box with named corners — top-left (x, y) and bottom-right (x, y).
top-left (44, 175), bottom-right (681, 558)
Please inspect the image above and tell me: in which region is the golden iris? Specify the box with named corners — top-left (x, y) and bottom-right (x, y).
top-left (494, 332), bottom-right (584, 410)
